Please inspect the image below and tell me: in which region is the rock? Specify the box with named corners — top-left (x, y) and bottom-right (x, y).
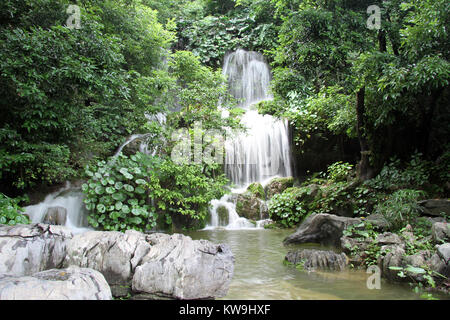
top-left (43, 206), bottom-right (67, 226)
top-left (365, 213), bottom-right (389, 231)
top-left (235, 192), bottom-right (268, 220)
top-left (285, 249), bottom-right (348, 271)
top-left (0, 223), bottom-right (72, 276)
top-left (418, 199), bottom-right (450, 217)
top-left (437, 243), bottom-right (450, 265)
top-left (430, 253), bottom-right (450, 280)
top-left (132, 233), bottom-right (234, 300)
top-left (246, 182), bottom-right (265, 199)
top-left (256, 219), bottom-right (274, 228)
top-left (216, 205), bottom-right (229, 226)
top-left (264, 177), bottom-right (294, 199)
top-left (376, 232), bottom-right (403, 246)
top-left (378, 245), bottom-right (406, 282)
top-left (64, 229), bottom-right (152, 287)
top-left (0, 266), bottom-right (111, 300)
top-left (110, 285), bottom-right (131, 298)
top-left (283, 213), bottom-right (361, 246)
top-left (432, 222), bottom-right (450, 243)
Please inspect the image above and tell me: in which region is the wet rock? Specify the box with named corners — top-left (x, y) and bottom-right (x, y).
top-left (235, 192), bottom-right (268, 220)
top-left (264, 177), bottom-right (294, 199)
top-left (0, 266), bottom-right (111, 300)
top-left (132, 233), bottom-right (234, 300)
top-left (64, 229), bottom-right (152, 286)
top-left (418, 199), bottom-right (450, 217)
top-left (285, 249), bottom-right (348, 271)
top-left (43, 206), bottom-right (67, 226)
top-left (283, 213), bottom-right (361, 247)
top-left (0, 223), bottom-right (72, 276)
top-left (432, 222), bottom-right (450, 243)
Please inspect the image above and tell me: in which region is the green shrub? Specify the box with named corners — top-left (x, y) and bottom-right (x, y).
top-left (82, 153), bottom-right (228, 232)
top-left (268, 191), bottom-right (307, 228)
top-left (327, 161), bottom-right (353, 182)
top-left (375, 189), bottom-right (426, 231)
top-left (0, 193), bottom-right (30, 225)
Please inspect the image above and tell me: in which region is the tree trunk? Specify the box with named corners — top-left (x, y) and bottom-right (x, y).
top-left (355, 87), bottom-right (374, 181)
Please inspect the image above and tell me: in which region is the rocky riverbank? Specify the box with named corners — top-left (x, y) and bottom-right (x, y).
top-left (0, 223), bottom-right (234, 300)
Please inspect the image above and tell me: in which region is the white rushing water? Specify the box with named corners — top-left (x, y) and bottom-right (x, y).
top-left (24, 182), bottom-right (91, 234)
top-left (207, 49), bottom-right (293, 230)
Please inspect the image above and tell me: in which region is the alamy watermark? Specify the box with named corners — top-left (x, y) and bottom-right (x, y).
top-left (367, 5), bottom-right (381, 30)
top-left (366, 265), bottom-right (381, 290)
top-left (66, 4), bottom-right (81, 30)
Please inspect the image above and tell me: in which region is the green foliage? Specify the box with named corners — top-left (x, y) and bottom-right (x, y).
top-left (268, 190), bottom-right (307, 228)
top-left (0, 193), bottom-right (30, 225)
top-left (83, 153), bottom-right (229, 232)
top-left (327, 161), bottom-right (354, 182)
top-left (375, 189), bottom-right (426, 231)
top-left (246, 182), bottom-right (265, 199)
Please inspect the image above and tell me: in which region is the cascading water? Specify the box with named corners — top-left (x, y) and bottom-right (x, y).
top-left (207, 49), bottom-right (292, 229)
top-left (23, 182), bottom-right (91, 234)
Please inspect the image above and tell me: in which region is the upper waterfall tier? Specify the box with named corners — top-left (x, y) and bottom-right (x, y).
top-left (222, 49), bottom-right (272, 108)
top-left (222, 49), bottom-right (292, 186)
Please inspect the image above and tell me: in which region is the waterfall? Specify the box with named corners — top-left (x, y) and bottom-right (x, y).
top-left (207, 49), bottom-right (292, 229)
top-left (23, 182), bottom-right (91, 234)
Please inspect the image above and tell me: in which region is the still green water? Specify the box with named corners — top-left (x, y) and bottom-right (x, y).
top-left (187, 228), bottom-right (446, 300)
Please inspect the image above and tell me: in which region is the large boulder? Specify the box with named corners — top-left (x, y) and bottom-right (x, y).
top-left (432, 222), bottom-right (450, 243)
top-left (437, 243), bottom-right (450, 265)
top-left (264, 177), bottom-right (294, 199)
top-left (418, 199), bottom-right (450, 217)
top-left (43, 206), bottom-right (67, 226)
top-left (65, 230), bottom-right (234, 300)
top-left (283, 213), bottom-right (361, 246)
top-left (234, 192), bottom-right (268, 220)
top-left (0, 223), bottom-right (72, 276)
top-left (132, 233), bottom-right (234, 300)
top-left (285, 249), bottom-right (348, 271)
top-left (64, 229), bottom-right (152, 287)
top-left (0, 266), bottom-right (111, 300)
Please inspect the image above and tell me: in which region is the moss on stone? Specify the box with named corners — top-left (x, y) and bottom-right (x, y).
top-left (247, 182), bottom-right (265, 199)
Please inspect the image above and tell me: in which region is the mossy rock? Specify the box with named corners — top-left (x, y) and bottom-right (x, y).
top-left (246, 182), bottom-right (265, 199)
top-left (217, 205), bottom-right (229, 226)
top-left (265, 177), bottom-right (295, 199)
top-left (235, 192), bottom-right (268, 220)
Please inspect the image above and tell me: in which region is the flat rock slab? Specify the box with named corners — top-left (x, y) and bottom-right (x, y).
top-left (285, 249), bottom-right (348, 271)
top-left (132, 233), bottom-right (234, 300)
top-left (283, 213), bottom-right (361, 246)
top-left (0, 224), bottom-right (73, 276)
top-left (418, 199), bottom-right (450, 217)
top-left (0, 266), bottom-right (111, 300)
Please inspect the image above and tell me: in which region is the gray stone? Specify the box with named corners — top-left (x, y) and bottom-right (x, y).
top-left (285, 249), bottom-right (348, 271)
top-left (64, 229), bottom-right (152, 286)
top-left (376, 232), bottom-right (403, 246)
top-left (43, 206), bottom-right (67, 226)
top-left (378, 245), bottom-right (406, 282)
top-left (132, 233), bottom-right (234, 300)
top-left (0, 266), bottom-right (111, 300)
top-left (418, 199), bottom-right (450, 217)
top-left (365, 213), bottom-right (390, 230)
top-left (283, 213), bottom-right (361, 246)
top-left (437, 243), bottom-right (450, 265)
top-left (0, 223), bottom-right (72, 276)
top-left (432, 222), bottom-right (450, 243)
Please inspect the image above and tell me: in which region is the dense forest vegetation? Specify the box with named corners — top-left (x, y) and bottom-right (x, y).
top-left (0, 0), bottom-right (449, 235)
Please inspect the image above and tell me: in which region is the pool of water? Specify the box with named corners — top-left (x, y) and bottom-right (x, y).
top-left (187, 228), bottom-right (446, 300)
